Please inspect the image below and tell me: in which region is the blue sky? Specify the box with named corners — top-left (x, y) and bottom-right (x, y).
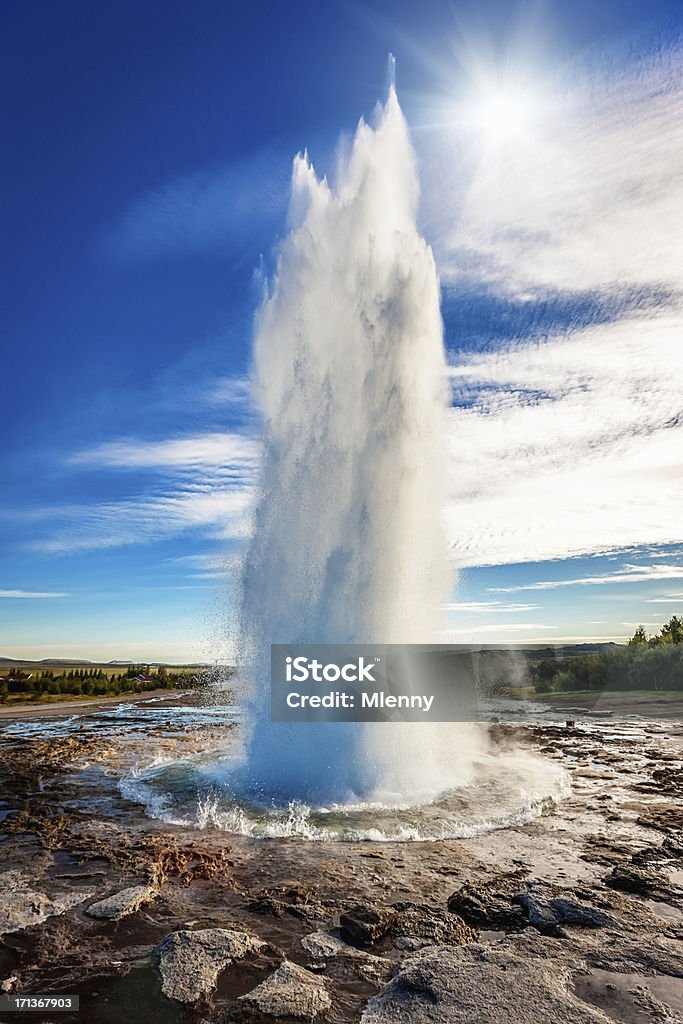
top-left (1, 0), bottom-right (682, 661)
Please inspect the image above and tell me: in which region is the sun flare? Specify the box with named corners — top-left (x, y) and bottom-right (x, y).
top-left (466, 88), bottom-right (536, 142)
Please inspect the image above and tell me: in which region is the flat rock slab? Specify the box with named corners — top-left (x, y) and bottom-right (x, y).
top-left (448, 874), bottom-right (617, 937)
top-left (0, 869), bottom-right (93, 936)
top-left (603, 864), bottom-right (681, 903)
top-left (155, 927), bottom-right (265, 1003)
top-left (85, 885), bottom-right (157, 921)
top-left (301, 931), bottom-right (391, 983)
top-left (302, 930), bottom-right (383, 960)
top-left (239, 960), bottom-right (332, 1019)
top-left (361, 937), bottom-right (611, 1024)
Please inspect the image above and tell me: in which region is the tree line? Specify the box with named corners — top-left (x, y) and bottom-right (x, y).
top-left (0, 664), bottom-right (200, 702)
top-left (531, 616), bottom-right (683, 694)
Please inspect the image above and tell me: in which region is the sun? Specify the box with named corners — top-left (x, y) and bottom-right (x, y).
top-left (467, 88), bottom-right (536, 143)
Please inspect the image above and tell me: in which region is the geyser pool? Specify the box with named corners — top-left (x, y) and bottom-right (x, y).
top-left (121, 745), bottom-right (570, 842)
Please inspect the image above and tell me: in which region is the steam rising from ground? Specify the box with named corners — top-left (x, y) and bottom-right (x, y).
top-left (238, 88), bottom-right (482, 804)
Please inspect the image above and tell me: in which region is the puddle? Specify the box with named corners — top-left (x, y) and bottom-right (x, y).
top-left (641, 898), bottom-right (683, 925)
top-left (84, 966), bottom-right (185, 1024)
top-left (574, 968), bottom-right (683, 1024)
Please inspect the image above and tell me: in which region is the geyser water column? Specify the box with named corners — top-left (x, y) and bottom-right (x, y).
top-left (239, 87), bottom-right (479, 804)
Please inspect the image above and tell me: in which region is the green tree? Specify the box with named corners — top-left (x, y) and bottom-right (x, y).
top-left (628, 625), bottom-right (649, 646)
top-left (659, 615), bottom-right (683, 645)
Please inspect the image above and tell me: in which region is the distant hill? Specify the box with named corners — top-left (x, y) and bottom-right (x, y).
top-left (0, 656), bottom-right (211, 668)
top-left (0, 645), bottom-right (621, 667)
top-left (424, 643), bottom-right (624, 660)
top-left (0, 656), bottom-right (93, 666)
top-left (518, 643), bottom-right (623, 661)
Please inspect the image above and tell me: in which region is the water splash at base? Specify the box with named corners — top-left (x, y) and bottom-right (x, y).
top-left (120, 749), bottom-right (569, 842)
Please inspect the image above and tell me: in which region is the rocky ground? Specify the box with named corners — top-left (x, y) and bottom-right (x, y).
top-left (0, 708), bottom-right (682, 1023)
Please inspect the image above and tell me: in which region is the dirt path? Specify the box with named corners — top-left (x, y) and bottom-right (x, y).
top-left (0, 689), bottom-right (193, 720)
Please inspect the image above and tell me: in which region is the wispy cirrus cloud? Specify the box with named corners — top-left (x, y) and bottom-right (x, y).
top-left (445, 312), bottom-right (683, 568)
top-left (70, 432), bottom-right (258, 472)
top-left (104, 149), bottom-right (290, 262)
top-left (34, 431), bottom-right (259, 553)
top-left (205, 376), bottom-right (252, 408)
top-left (490, 564), bottom-right (683, 593)
top-left (441, 623), bottom-right (557, 639)
top-left (0, 590), bottom-right (69, 599)
top-left (34, 486), bottom-right (252, 554)
top-left (441, 600), bottom-right (539, 613)
top-left (164, 552), bottom-right (240, 579)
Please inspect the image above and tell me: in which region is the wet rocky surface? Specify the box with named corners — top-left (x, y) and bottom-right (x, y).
top-left (0, 705), bottom-right (682, 1022)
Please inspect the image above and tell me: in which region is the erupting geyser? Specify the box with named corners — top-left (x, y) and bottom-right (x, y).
top-left (122, 84), bottom-right (569, 840)
top-left (238, 85), bottom-right (482, 804)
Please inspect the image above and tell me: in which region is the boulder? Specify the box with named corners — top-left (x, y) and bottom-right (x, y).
top-left (155, 927), bottom-right (265, 1003)
top-left (361, 935), bottom-right (610, 1023)
top-left (516, 884), bottom-right (616, 936)
top-left (85, 885), bottom-right (157, 921)
top-left (246, 883), bottom-right (326, 921)
top-left (391, 903), bottom-right (477, 948)
top-left (239, 960), bottom-right (331, 1019)
top-left (302, 930), bottom-right (370, 959)
top-left (637, 804), bottom-right (683, 833)
top-left (339, 906), bottom-right (397, 945)
top-left (631, 836), bottom-right (683, 867)
top-left (447, 870), bottom-right (529, 931)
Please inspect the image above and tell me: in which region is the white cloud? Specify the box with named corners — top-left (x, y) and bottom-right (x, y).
top-left (490, 564), bottom-right (683, 593)
top-left (32, 431), bottom-right (259, 553)
top-left (165, 553), bottom-right (230, 569)
top-left (441, 622), bottom-right (557, 639)
top-left (442, 600), bottom-right (539, 613)
top-left (35, 486), bottom-right (252, 554)
top-left (71, 432), bottom-right (258, 472)
top-left (165, 552), bottom-right (241, 578)
top-left (445, 313), bottom-right (683, 568)
top-left (0, 590), bottom-right (69, 599)
top-left (206, 376), bottom-right (252, 407)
